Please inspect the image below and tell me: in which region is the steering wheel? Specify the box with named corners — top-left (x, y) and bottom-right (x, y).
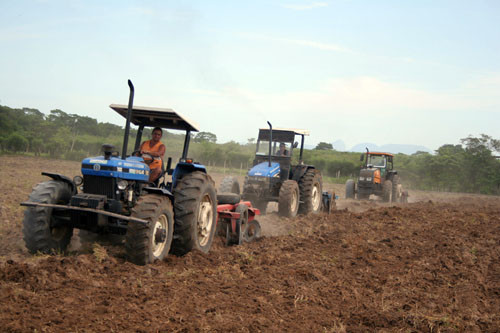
top-left (133, 150), bottom-right (154, 165)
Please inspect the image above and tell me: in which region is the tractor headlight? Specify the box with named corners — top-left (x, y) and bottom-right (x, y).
top-left (359, 177), bottom-right (365, 181)
top-left (366, 177), bottom-right (372, 182)
top-left (73, 176), bottom-right (83, 186)
top-left (117, 179), bottom-right (128, 190)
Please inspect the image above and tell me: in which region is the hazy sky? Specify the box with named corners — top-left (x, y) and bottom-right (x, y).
top-left (1, 0), bottom-right (499, 151)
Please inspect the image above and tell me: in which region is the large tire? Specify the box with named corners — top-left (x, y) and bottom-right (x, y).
top-left (125, 194), bottom-right (174, 265)
top-left (345, 179), bottom-right (355, 199)
top-left (298, 169), bottom-right (323, 215)
top-left (382, 180), bottom-right (392, 202)
top-left (217, 193), bottom-right (241, 205)
top-left (278, 180), bottom-right (299, 218)
top-left (391, 175), bottom-right (401, 203)
top-left (219, 176), bottom-right (240, 194)
top-left (172, 171), bottom-right (217, 256)
top-left (23, 180), bottom-right (74, 254)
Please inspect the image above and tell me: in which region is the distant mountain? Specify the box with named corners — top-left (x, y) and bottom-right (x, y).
top-left (349, 143), bottom-right (432, 155)
top-left (331, 140), bottom-right (346, 151)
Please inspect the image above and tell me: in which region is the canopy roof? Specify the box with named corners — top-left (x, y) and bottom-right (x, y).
top-left (259, 127), bottom-right (310, 136)
top-left (109, 104), bottom-right (200, 132)
top-left (367, 152), bottom-right (394, 157)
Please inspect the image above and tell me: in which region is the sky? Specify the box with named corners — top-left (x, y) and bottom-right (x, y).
top-left (1, 0), bottom-right (499, 152)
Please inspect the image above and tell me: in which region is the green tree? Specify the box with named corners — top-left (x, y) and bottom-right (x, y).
top-left (460, 134), bottom-right (500, 193)
top-left (314, 142), bottom-right (333, 150)
top-left (194, 131), bottom-right (217, 143)
top-left (6, 132), bottom-right (28, 152)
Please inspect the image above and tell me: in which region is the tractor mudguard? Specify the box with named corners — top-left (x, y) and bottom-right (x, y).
top-left (143, 186), bottom-right (174, 200)
top-left (41, 172), bottom-right (77, 195)
top-left (171, 162), bottom-right (207, 188)
top-left (291, 165), bottom-right (313, 182)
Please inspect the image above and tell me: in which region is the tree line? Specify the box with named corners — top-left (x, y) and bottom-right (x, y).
top-left (1, 105), bottom-right (499, 194)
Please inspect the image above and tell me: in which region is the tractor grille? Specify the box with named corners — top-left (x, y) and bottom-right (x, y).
top-left (83, 175), bottom-right (116, 199)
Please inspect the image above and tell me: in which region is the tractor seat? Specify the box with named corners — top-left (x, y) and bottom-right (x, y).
top-left (217, 192), bottom-right (241, 205)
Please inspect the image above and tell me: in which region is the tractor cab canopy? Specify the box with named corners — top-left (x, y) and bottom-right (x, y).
top-left (110, 104), bottom-right (199, 161)
top-left (110, 104), bottom-right (199, 132)
top-left (256, 128), bottom-right (309, 157)
top-left (363, 152), bottom-right (394, 169)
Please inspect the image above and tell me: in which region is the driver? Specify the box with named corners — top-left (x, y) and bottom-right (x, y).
top-left (278, 142), bottom-right (288, 156)
top-left (137, 127), bottom-right (165, 183)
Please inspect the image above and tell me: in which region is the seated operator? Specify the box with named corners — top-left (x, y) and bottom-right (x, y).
top-left (136, 127), bottom-right (166, 183)
top-left (277, 142), bottom-right (289, 156)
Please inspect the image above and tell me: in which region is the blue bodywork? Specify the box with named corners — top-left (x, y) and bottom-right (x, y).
top-left (81, 156), bottom-right (149, 182)
top-left (248, 162), bottom-right (280, 178)
top-left (81, 156), bottom-right (207, 188)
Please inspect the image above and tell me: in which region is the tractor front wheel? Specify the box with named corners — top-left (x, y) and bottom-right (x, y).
top-left (345, 179), bottom-right (355, 199)
top-left (278, 180), bottom-right (300, 218)
top-left (219, 176), bottom-right (240, 194)
top-left (172, 172), bottom-right (217, 256)
top-left (23, 180), bottom-right (74, 254)
top-left (125, 194), bottom-right (174, 265)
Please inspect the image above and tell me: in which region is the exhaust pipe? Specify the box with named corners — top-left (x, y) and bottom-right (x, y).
top-left (122, 80), bottom-right (135, 160)
top-left (267, 121), bottom-right (272, 167)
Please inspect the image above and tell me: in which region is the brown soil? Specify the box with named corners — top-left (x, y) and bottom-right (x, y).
top-left (1, 155), bottom-right (499, 332)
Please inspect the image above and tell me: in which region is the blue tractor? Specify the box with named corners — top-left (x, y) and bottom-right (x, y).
top-left (21, 80), bottom-right (217, 265)
top-left (220, 123), bottom-right (331, 217)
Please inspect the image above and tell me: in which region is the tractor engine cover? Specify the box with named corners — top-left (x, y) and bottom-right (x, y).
top-left (248, 162), bottom-right (280, 178)
top-left (81, 156), bottom-right (149, 182)
top-left (358, 168), bottom-right (375, 184)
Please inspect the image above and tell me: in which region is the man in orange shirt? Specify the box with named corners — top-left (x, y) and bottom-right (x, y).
top-left (137, 127), bottom-right (166, 183)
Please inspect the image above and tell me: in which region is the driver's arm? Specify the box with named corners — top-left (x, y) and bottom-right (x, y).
top-left (136, 142), bottom-right (146, 156)
top-left (154, 144), bottom-right (166, 158)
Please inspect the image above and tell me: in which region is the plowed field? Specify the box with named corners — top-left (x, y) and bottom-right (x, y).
top-left (1, 156), bottom-right (499, 332)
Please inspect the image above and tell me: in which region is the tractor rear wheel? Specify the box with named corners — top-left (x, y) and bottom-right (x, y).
top-left (172, 172), bottom-right (217, 256)
top-left (219, 176), bottom-right (240, 194)
top-left (278, 180), bottom-right (300, 218)
top-left (298, 169), bottom-right (323, 215)
top-left (382, 180), bottom-right (393, 202)
top-left (391, 175), bottom-right (401, 202)
top-left (23, 180), bottom-right (74, 254)
top-left (125, 194), bottom-right (173, 265)
top-left (345, 179), bottom-right (355, 199)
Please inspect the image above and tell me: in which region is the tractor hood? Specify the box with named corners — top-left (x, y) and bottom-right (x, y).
top-left (81, 156), bottom-right (149, 182)
top-left (248, 162), bottom-right (280, 178)
top-left (359, 168), bottom-right (376, 178)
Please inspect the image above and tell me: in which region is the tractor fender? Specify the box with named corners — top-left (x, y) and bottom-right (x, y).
top-left (291, 165), bottom-right (314, 181)
top-left (143, 187), bottom-right (174, 200)
top-left (172, 162), bottom-right (207, 188)
top-left (387, 170), bottom-right (398, 179)
top-left (41, 172), bottom-right (77, 195)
